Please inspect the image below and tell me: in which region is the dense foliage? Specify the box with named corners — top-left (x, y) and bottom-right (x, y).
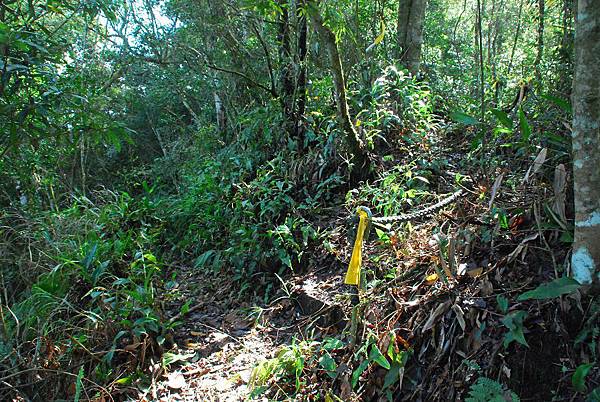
top-left (0, 0), bottom-right (596, 401)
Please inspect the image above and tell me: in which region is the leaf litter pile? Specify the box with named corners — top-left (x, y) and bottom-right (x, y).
top-left (149, 142), bottom-right (598, 401)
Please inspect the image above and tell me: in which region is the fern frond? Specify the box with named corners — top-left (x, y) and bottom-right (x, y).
top-left (466, 377), bottom-right (520, 402)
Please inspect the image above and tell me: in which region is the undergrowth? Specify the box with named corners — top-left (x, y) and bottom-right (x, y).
top-left (1, 61), bottom-right (595, 401)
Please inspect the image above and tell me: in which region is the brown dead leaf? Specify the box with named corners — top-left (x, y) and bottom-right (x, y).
top-left (488, 173), bottom-right (504, 209)
top-left (452, 304), bottom-right (466, 332)
top-left (479, 276), bottom-right (494, 297)
top-left (502, 365), bottom-right (511, 379)
top-left (184, 339), bottom-right (202, 349)
top-left (125, 342), bottom-right (140, 352)
top-left (552, 164), bottom-right (568, 229)
top-left (422, 300), bottom-right (452, 332)
top-left (223, 311), bottom-right (251, 330)
top-left (67, 381), bottom-right (76, 396)
top-left (339, 374), bottom-right (352, 399)
top-left (467, 267), bottom-right (483, 278)
top-left (523, 147), bottom-right (547, 183)
top-left (507, 233), bottom-right (539, 263)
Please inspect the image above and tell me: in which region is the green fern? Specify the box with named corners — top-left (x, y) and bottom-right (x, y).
top-left (466, 377), bottom-right (520, 402)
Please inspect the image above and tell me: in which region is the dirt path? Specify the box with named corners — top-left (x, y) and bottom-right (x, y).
top-left (149, 320), bottom-right (275, 401)
top-left (142, 258), bottom-right (346, 401)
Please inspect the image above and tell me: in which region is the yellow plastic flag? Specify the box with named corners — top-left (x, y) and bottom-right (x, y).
top-left (374, 20), bottom-right (386, 45)
top-left (345, 208), bottom-right (370, 286)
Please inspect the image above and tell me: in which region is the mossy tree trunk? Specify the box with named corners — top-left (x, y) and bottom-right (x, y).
top-left (571, 0), bottom-right (600, 284)
top-left (309, 3), bottom-right (369, 173)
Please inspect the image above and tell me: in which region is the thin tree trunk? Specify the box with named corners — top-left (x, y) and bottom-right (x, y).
top-left (214, 93), bottom-right (227, 135)
top-left (452, 0), bottom-right (468, 66)
top-left (79, 134), bottom-right (86, 196)
top-left (571, 0), bottom-right (600, 285)
top-left (278, 0), bottom-right (295, 134)
top-left (487, 0), bottom-right (494, 67)
top-left (476, 0), bottom-right (485, 123)
top-left (309, 5), bottom-right (368, 172)
top-left (295, 0), bottom-right (308, 144)
top-left (507, 0), bottom-right (524, 76)
top-left (146, 109), bottom-right (168, 157)
top-left (534, 0), bottom-right (545, 84)
top-left (491, 0), bottom-right (505, 105)
top-left (0, 1), bottom-right (7, 97)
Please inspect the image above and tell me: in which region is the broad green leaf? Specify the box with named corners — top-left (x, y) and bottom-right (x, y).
top-left (542, 94), bottom-right (572, 114)
top-left (366, 18), bottom-right (387, 50)
top-left (115, 376), bottom-right (133, 385)
top-left (518, 277), bottom-right (581, 301)
top-left (587, 387), bottom-right (600, 401)
top-left (195, 250), bottom-right (216, 268)
top-left (491, 108), bottom-right (513, 129)
top-left (374, 20), bottom-right (386, 45)
top-left (180, 300), bottom-right (191, 315)
top-left (82, 243), bottom-right (98, 270)
top-left (369, 344), bottom-right (391, 370)
top-left (91, 260), bottom-right (110, 285)
top-left (351, 359), bottom-right (369, 388)
top-left (518, 107), bottom-right (531, 142)
top-left (319, 352), bottom-right (337, 378)
top-left (322, 337), bottom-right (344, 351)
top-left (6, 63), bottom-right (28, 72)
top-left (502, 311), bottom-right (528, 348)
top-left (572, 363), bottom-right (594, 392)
top-left (450, 111), bottom-right (478, 125)
top-left (496, 295), bottom-right (509, 314)
top-left (143, 253), bottom-right (157, 263)
top-left (383, 361), bottom-right (403, 389)
top-left (162, 352), bottom-right (193, 367)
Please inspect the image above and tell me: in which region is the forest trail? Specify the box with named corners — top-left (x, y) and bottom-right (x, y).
top-left (144, 266), bottom-right (277, 401)
top-left (3, 0), bottom-right (599, 398)
top-left (149, 315), bottom-right (273, 401)
top-left (147, 254), bottom-right (347, 401)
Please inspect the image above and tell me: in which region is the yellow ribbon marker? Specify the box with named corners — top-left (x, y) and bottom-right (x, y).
top-left (345, 207), bottom-right (371, 286)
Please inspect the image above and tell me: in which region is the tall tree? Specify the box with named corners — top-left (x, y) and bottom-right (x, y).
top-left (571, 0), bottom-right (600, 285)
top-left (295, 0), bottom-right (309, 144)
top-left (309, 4), bottom-right (369, 173)
top-left (396, 0), bottom-right (428, 75)
top-left (534, 0), bottom-right (545, 84)
top-left (278, 0), bottom-right (295, 135)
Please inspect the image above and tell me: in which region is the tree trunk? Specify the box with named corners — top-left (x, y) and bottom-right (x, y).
top-left (309, 4), bottom-right (368, 172)
top-left (476, 0), bottom-right (485, 123)
top-left (214, 92), bottom-right (227, 135)
top-left (571, 0), bottom-right (600, 284)
top-left (278, 0), bottom-right (295, 135)
top-left (0, 1), bottom-right (8, 97)
top-left (396, 0), bottom-right (427, 76)
top-left (534, 0), bottom-right (545, 84)
top-left (295, 0), bottom-right (309, 145)
top-left (559, 0), bottom-right (575, 92)
top-left (507, 0), bottom-right (524, 76)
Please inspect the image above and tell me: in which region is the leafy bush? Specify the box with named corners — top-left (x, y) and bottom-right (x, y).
top-left (0, 190), bottom-right (170, 398)
top-left (353, 65), bottom-right (438, 148)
